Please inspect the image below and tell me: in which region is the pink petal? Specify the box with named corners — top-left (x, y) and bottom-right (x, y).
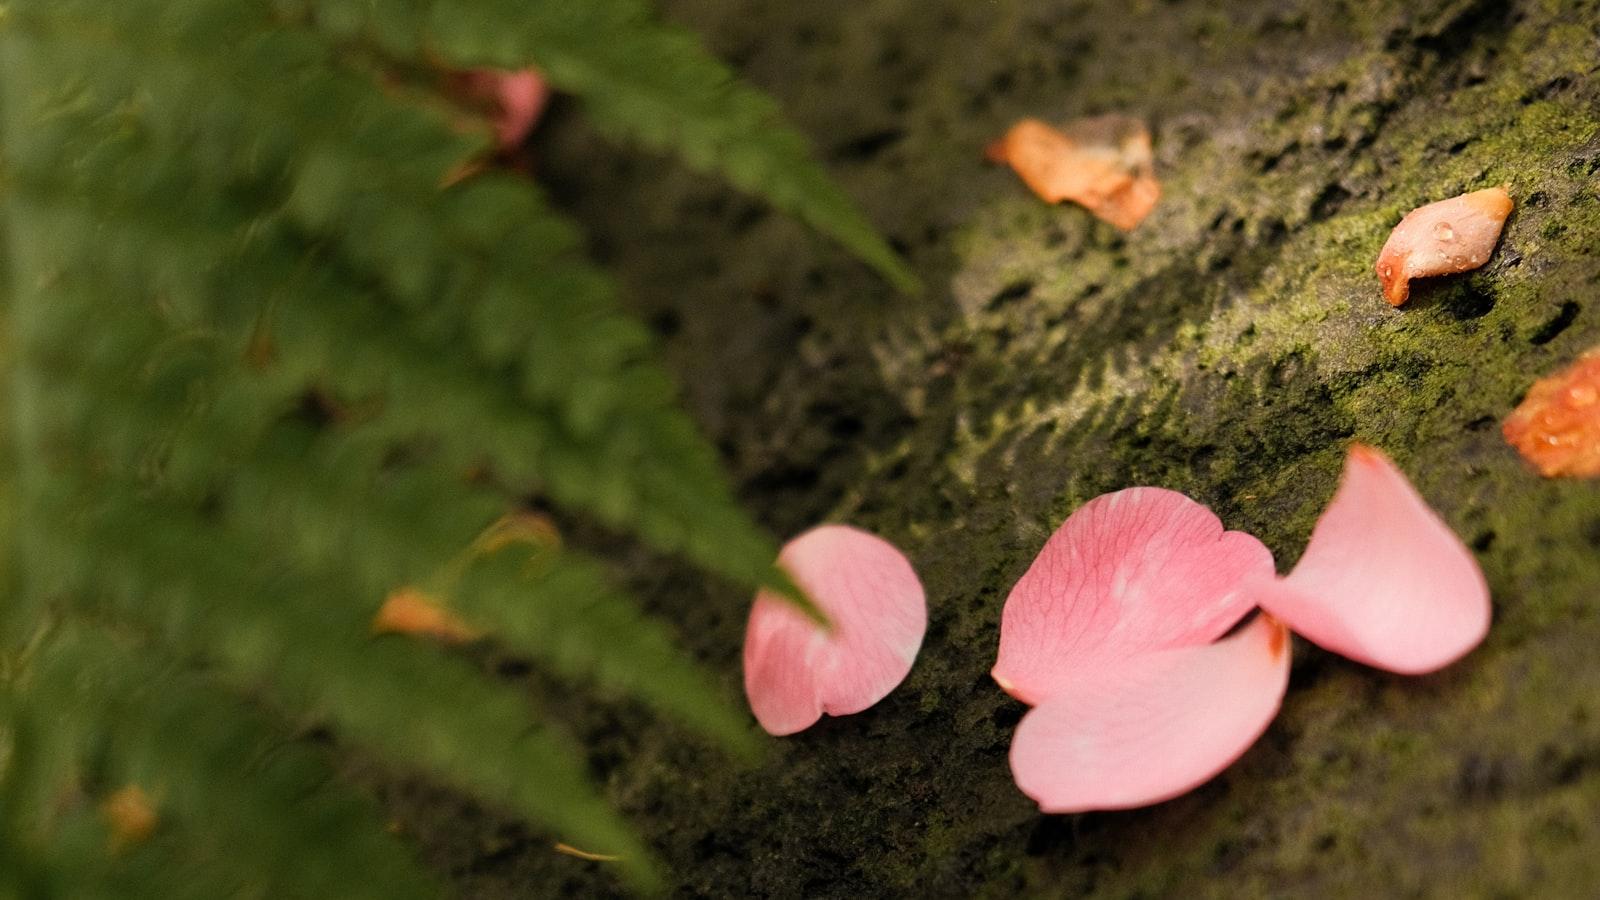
top-left (490, 69), bottom-right (551, 151)
top-left (992, 488), bottom-right (1275, 705)
top-left (1251, 445), bottom-right (1490, 674)
top-left (743, 525), bottom-right (926, 736)
top-left (462, 68), bottom-right (551, 152)
top-left (1010, 614), bottom-right (1291, 813)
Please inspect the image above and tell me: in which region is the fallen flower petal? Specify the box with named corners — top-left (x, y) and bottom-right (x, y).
top-left (102, 784), bottom-right (158, 850)
top-left (1251, 445), bottom-right (1490, 674)
top-left (489, 69), bottom-right (550, 152)
top-left (992, 487), bottom-right (1274, 705)
top-left (432, 63), bottom-right (550, 169)
top-left (986, 115), bottom-right (1160, 231)
top-left (372, 588), bottom-right (481, 644)
top-left (1009, 614), bottom-right (1290, 813)
top-left (1375, 187), bottom-right (1513, 306)
top-left (1502, 346), bottom-right (1600, 478)
top-left (743, 525), bottom-right (926, 736)
top-left (459, 68), bottom-right (551, 154)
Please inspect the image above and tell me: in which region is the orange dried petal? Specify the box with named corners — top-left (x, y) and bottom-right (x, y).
top-left (987, 115), bottom-right (1160, 231)
top-left (1503, 346), bottom-right (1600, 477)
top-left (102, 785), bottom-right (158, 850)
top-left (372, 588), bottom-right (481, 644)
top-left (1375, 187), bottom-right (1513, 306)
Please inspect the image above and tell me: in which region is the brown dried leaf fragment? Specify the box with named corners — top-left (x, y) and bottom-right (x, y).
top-left (473, 511), bottom-right (562, 557)
top-left (1375, 187), bottom-right (1513, 306)
top-left (985, 115), bottom-right (1160, 230)
top-left (102, 785), bottom-right (158, 851)
top-left (1503, 346), bottom-right (1600, 478)
top-left (554, 842), bottom-right (624, 862)
top-left (372, 588), bottom-right (481, 644)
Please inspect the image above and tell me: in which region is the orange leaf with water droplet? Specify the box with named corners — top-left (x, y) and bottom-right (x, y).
top-left (1503, 346), bottom-right (1600, 477)
top-left (1375, 187), bottom-right (1512, 306)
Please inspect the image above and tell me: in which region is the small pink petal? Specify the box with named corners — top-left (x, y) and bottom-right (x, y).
top-left (743, 525), bottom-right (926, 736)
top-left (1251, 445), bottom-right (1490, 674)
top-left (490, 69), bottom-right (550, 151)
top-left (462, 68), bottom-right (551, 152)
top-left (992, 488), bottom-right (1274, 705)
top-left (1010, 614), bottom-right (1290, 813)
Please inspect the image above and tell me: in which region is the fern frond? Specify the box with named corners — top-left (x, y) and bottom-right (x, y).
top-left (1, 0), bottom-right (885, 891)
top-left (301, 0), bottom-right (921, 292)
top-left (24, 466), bottom-right (661, 881)
top-left (10, 1), bottom-right (790, 592)
top-left (1, 622), bottom-right (441, 899)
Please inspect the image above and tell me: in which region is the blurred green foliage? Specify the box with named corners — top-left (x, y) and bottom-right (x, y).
top-left (0, 0), bottom-right (907, 893)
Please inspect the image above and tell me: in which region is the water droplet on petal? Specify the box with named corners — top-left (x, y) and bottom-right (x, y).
top-left (1433, 221), bottom-right (1456, 241)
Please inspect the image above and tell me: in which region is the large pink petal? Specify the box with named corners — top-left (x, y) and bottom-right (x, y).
top-left (743, 525), bottom-right (926, 736)
top-left (1252, 445), bottom-right (1490, 674)
top-left (1009, 614), bottom-right (1291, 813)
top-left (992, 488), bottom-right (1275, 705)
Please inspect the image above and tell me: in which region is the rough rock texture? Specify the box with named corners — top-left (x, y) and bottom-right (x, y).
top-left (401, 0), bottom-right (1600, 895)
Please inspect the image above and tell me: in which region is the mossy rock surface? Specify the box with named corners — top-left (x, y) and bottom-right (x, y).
top-left (398, 0), bottom-right (1600, 895)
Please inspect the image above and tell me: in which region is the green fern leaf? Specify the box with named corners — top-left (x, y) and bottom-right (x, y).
top-left (0, 0), bottom-right (882, 891)
top-left (2, 623), bottom-right (442, 899)
top-left (303, 0), bottom-right (921, 292)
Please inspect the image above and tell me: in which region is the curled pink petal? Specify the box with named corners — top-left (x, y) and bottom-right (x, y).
top-left (992, 488), bottom-right (1274, 705)
top-left (489, 69), bottom-right (550, 151)
top-left (1010, 614), bottom-right (1290, 813)
top-left (1375, 187), bottom-right (1513, 306)
top-left (743, 525), bottom-right (926, 736)
top-left (461, 68), bottom-right (551, 152)
top-left (1251, 445), bottom-right (1490, 674)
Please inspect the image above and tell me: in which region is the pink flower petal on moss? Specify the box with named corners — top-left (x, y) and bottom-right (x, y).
top-left (1010, 614), bottom-right (1291, 813)
top-left (743, 525), bottom-right (926, 736)
top-left (992, 488), bottom-right (1275, 705)
top-left (1251, 445), bottom-right (1490, 674)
